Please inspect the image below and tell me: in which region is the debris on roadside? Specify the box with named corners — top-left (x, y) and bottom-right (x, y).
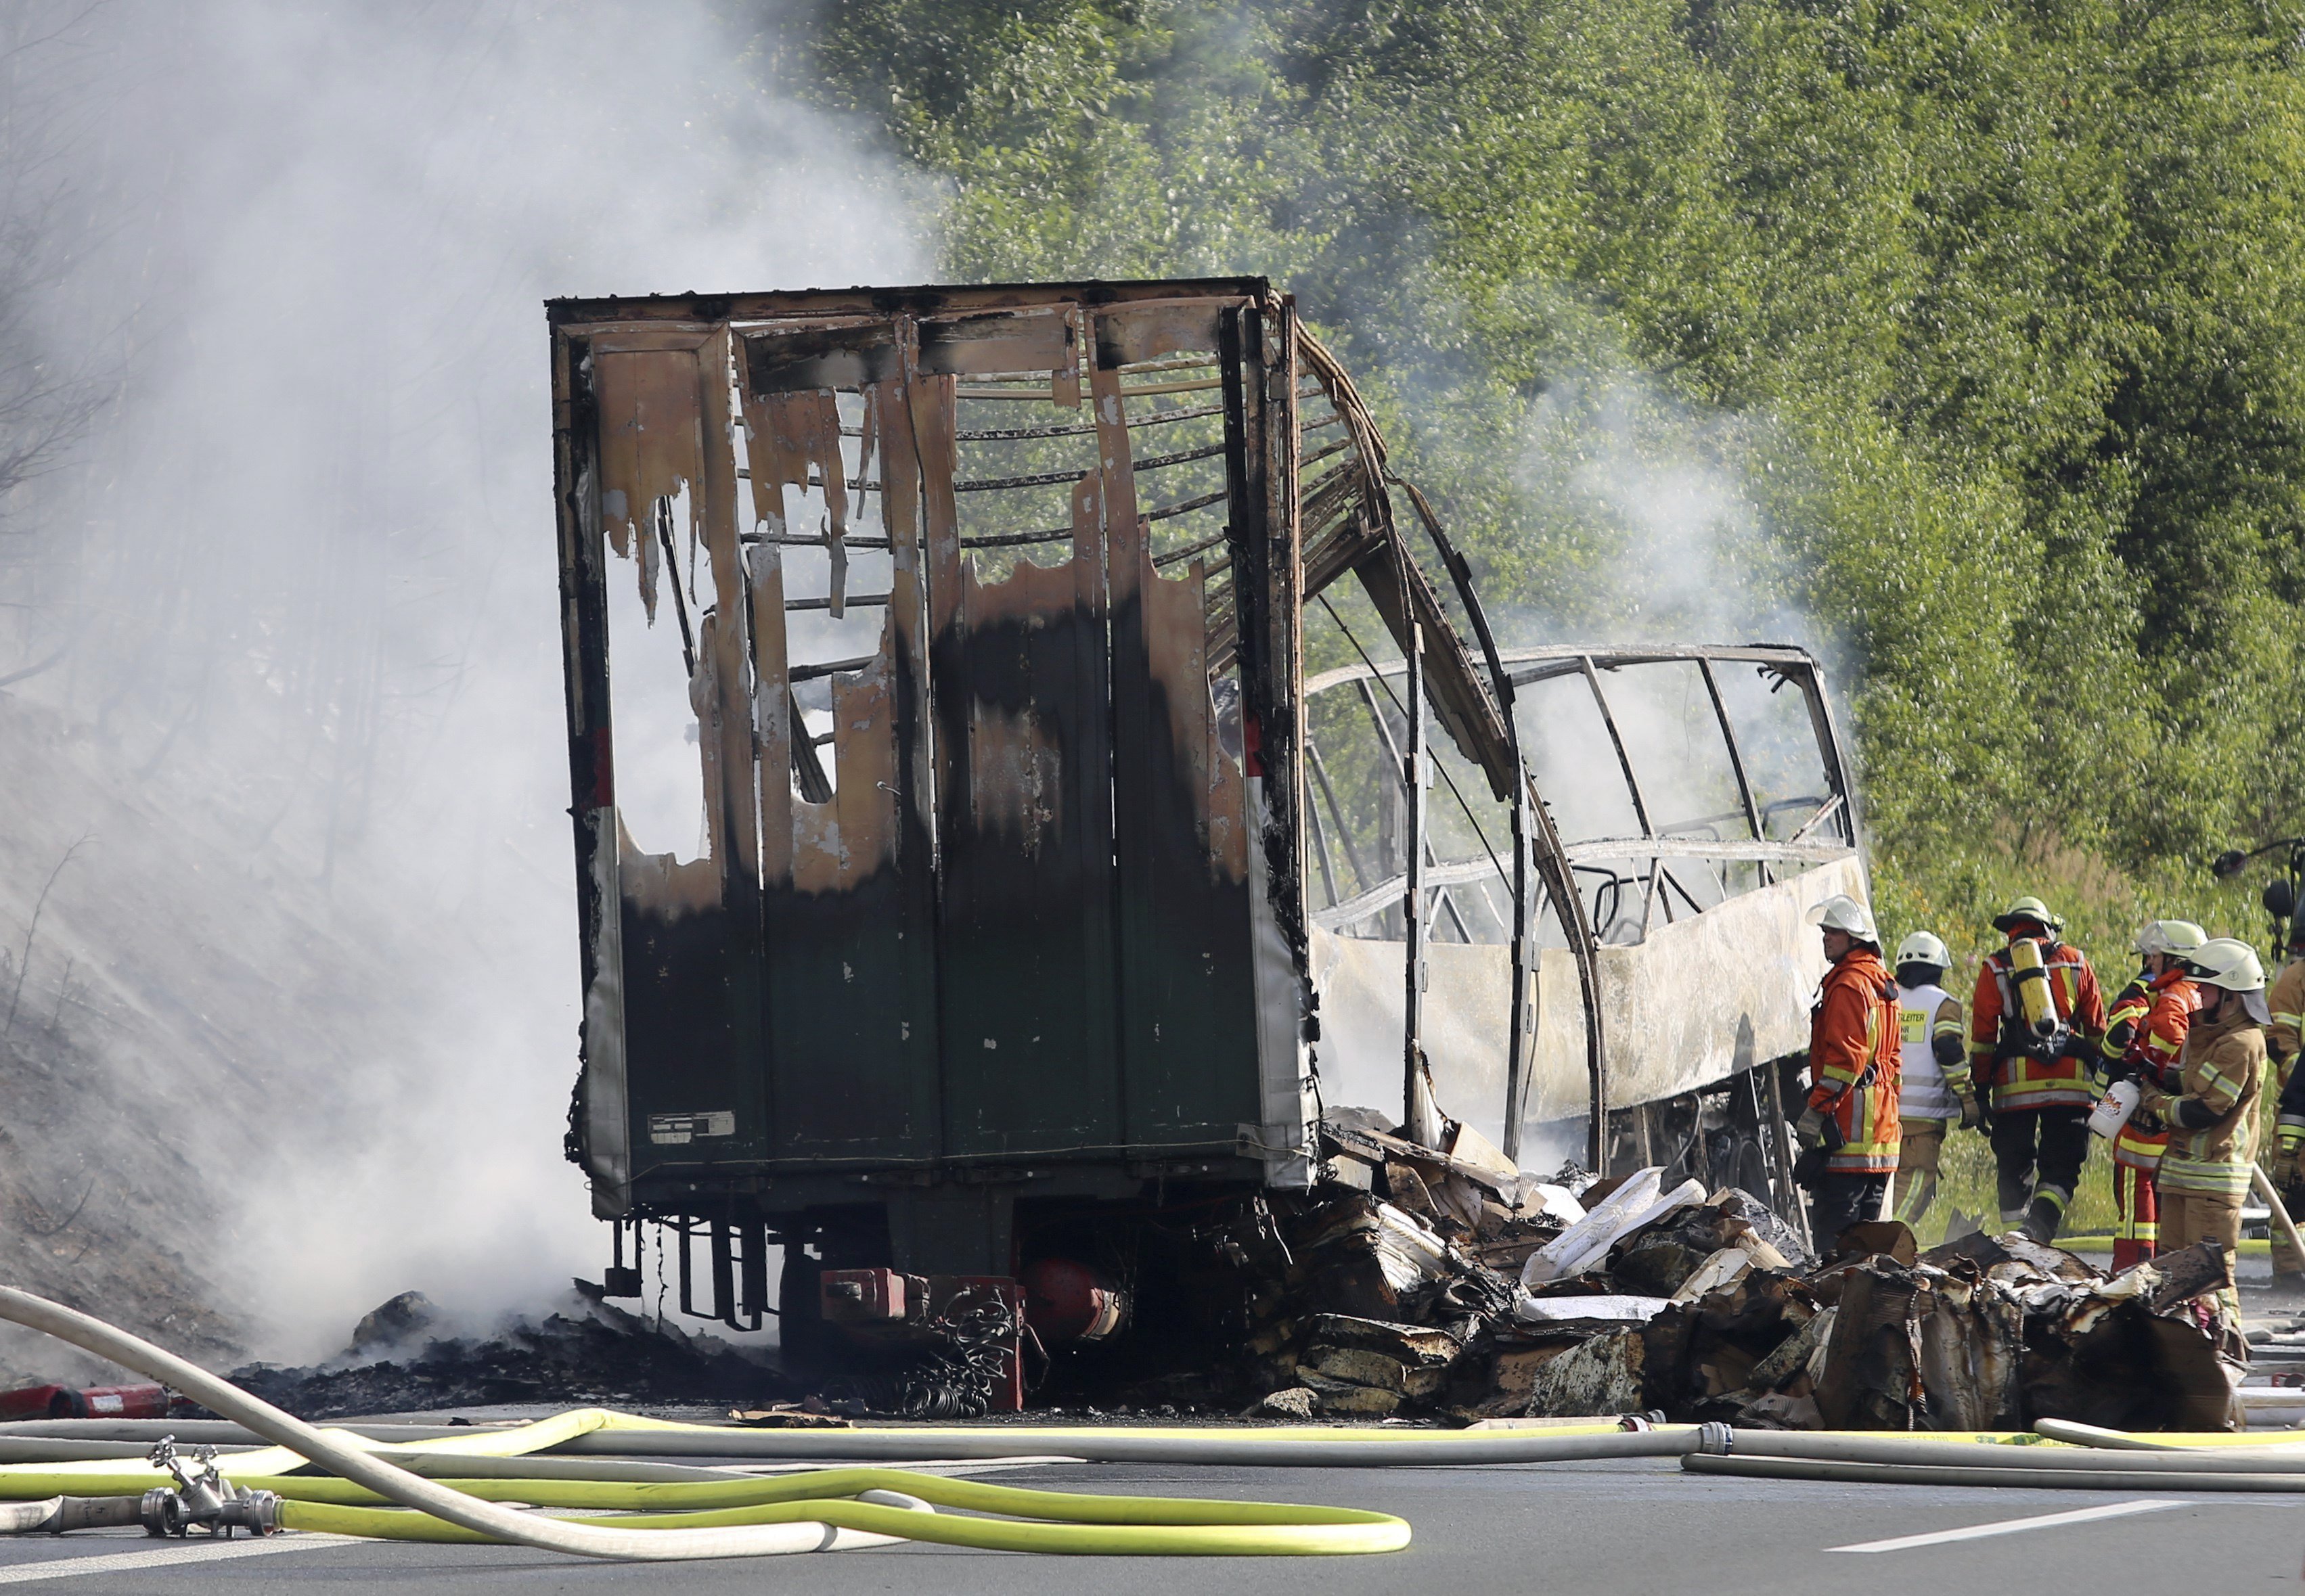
top-left (1200, 1107), bottom-right (2247, 1431)
top-left (213, 1110), bottom-right (2244, 1434)
top-left (0, 1380), bottom-right (191, 1421)
top-left (226, 1290), bottom-right (795, 1420)
top-left (346, 1291), bottom-right (441, 1359)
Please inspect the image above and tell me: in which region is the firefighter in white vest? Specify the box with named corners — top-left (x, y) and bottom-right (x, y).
top-left (1892, 932), bottom-right (1977, 1231)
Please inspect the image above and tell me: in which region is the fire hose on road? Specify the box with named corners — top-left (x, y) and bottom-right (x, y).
top-left (0, 1285), bottom-right (1411, 1559)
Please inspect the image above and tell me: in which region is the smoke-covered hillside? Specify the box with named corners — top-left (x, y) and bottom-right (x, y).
top-left (0, 0), bottom-right (920, 1364)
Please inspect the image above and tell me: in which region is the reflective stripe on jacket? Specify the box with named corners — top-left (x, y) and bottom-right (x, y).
top-left (1968, 938), bottom-right (2105, 1110)
top-left (1810, 947), bottom-right (1902, 1174)
top-left (2111, 970), bottom-right (2196, 1170)
top-left (2149, 1001), bottom-right (2264, 1198)
top-left (2101, 974), bottom-right (2151, 1073)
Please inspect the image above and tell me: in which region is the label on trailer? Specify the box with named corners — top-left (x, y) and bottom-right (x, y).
top-left (648, 1110), bottom-right (736, 1145)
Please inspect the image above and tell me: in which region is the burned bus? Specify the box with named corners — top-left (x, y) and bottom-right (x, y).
top-left (547, 279), bottom-right (1866, 1390)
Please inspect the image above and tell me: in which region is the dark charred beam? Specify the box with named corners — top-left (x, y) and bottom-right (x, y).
top-left (788, 689), bottom-right (832, 804)
top-left (788, 654), bottom-right (878, 682)
top-left (785, 593), bottom-right (891, 612)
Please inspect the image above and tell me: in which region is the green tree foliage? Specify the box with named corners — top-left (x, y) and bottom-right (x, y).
top-left (776, 0), bottom-right (2305, 959)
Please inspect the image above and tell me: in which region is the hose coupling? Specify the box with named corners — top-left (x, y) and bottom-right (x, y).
top-left (1696, 1421), bottom-right (1735, 1455)
top-left (139, 1436), bottom-right (282, 1537)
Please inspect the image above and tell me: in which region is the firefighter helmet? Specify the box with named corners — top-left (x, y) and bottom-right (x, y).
top-left (2135, 919), bottom-right (2208, 957)
top-left (1895, 931), bottom-right (1952, 970)
top-left (2185, 936), bottom-right (2266, 993)
top-left (1808, 894), bottom-right (1879, 943)
top-left (1992, 895), bottom-right (2063, 935)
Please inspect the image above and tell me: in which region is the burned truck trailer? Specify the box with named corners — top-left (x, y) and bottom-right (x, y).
top-left (547, 279), bottom-right (1868, 1391)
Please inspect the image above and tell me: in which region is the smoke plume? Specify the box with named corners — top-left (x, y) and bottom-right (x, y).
top-left (0, 0), bottom-right (922, 1360)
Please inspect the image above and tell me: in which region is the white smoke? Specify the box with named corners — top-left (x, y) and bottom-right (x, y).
top-left (0, 0), bottom-right (924, 1359)
top-left (1511, 363), bottom-right (1812, 648)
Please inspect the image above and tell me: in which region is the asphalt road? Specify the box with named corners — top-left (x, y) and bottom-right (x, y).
top-left (0, 1455), bottom-right (2290, 1594)
top-left (0, 1267), bottom-right (2291, 1593)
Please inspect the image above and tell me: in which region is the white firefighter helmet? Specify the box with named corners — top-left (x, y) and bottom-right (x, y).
top-left (1808, 894), bottom-right (1879, 943)
top-left (2134, 919), bottom-right (2208, 958)
top-left (1895, 931), bottom-right (1952, 970)
top-left (2185, 936), bottom-right (2266, 992)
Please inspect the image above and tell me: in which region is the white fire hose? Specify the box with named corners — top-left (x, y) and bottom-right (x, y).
top-left (0, 1286), bottom-right (899, 1561)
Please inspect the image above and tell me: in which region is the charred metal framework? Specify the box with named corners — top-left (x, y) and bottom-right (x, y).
top-left (1300, 642), bottom-right (1864, 1230)
top-left (547, 279), bottom-right (1864, 1329)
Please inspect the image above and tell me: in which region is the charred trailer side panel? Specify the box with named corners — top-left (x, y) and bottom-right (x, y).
top-left (549, 284), bottom-right (1412, 1383)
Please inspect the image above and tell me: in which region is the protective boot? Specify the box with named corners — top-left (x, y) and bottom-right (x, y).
top-left (2021, 1184), bottom-right (2069, 1244)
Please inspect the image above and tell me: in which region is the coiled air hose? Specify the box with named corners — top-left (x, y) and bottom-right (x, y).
top-left (0, 1286), bottom-right (1410, 1559)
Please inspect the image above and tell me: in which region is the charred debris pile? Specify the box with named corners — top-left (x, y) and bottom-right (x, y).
top-left (228, 1291), bottom-right (796, 1421)
top-left (1164, 1108), bottom-right (2247, 1431)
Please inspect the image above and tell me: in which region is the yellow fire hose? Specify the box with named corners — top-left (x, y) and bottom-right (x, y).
top-left (271, 1471), bottom-right (1408, 1553)
top-left (0, 1285), bottom-right (1409, 1559)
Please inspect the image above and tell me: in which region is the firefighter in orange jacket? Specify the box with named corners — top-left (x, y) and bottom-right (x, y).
top-left (2096, 919), bottom-right (2203, 1271)
top-left (1969, 896), bottom-right (2105, 1242)
top-left (1795, 894), bottom-right (1902, 1252)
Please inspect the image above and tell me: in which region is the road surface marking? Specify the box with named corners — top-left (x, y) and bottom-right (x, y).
top-left (1829, 1499), bottom-right (2184, 1553)
top-left (0, 1532), bottom-right (357, 1584)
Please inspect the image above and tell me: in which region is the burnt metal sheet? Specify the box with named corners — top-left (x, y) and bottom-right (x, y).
top-left (750, 364), bottom-right (937, 1164)
top-left (917, 309), bottom-right (1076, 380)
top-left (1102, 349), bottom-right (1261, 1150)
top-left (934, 468), bottom-right (1121, 1155)
top-left (581, 332), bottom-right (771, 1184)
top-left (744, 319), bottom-right (901, 395)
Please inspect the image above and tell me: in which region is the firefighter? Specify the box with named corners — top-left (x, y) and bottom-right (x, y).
top-left (1967, 895), bottom-right (2105, 1242)
top-left (1795, 894), bottom-right (1902, 1252)
top-left (2138, 936), bottom-right (2269, 1325)
top-left (1890, 931), bottom-right (1975, 1233)
top-left (2265, 914), bottom-right (2305, 1285)
top-left (2097, 919), bottom-right (2203, 1271)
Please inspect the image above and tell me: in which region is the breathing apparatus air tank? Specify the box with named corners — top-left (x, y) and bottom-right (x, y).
top-left (2009, 936), bottom-right (2061, 1041)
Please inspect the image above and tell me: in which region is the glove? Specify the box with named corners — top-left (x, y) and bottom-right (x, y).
top-left (2272, 1143), bottom-right (2302, 1189)
top-left (2134, 1085), bottom-right (2172, 1132)
top-left (1957, 1089), bottom-right (1982, 1131)
top-left (1791, 1145), bottom-right (1829, 1191)
top-left (1795, 1107), bottom-right (1826, 1148)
